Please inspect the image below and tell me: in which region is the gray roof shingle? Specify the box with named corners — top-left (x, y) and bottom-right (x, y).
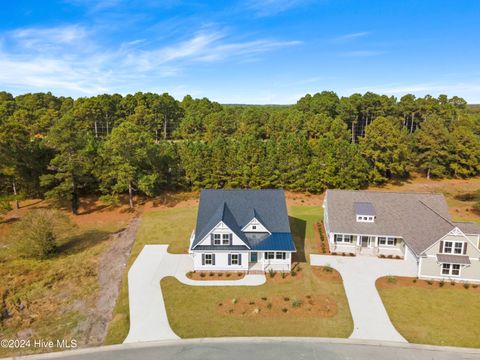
top-left (436, 254), bottom-right (471, 265)
top-left (325, 190), bottom-right (458, 256)
top-left (354, 202), bottom-right (376, 216)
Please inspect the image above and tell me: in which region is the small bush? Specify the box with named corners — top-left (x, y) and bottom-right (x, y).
top-left (349, 252), bottom-right (355, 257)
top-left (395, 255), bottom-right (401, 259)
top-left (268, 268), bottom-right (276, 278)
top-left (218, 303), bottom-right (223, 307)
top-left (290, 269), bottom-right (297, 277)
top-left (450, 280), bottom-right (456, 286)
top-left (306, 295), bottom-right (311, 299)
top-left (341, 252), bottom-right (346, 256)
top-left (226, 273), bottom-right (231, 277)
top-left (387, 254), bottom-right (393, 259)
top-left (379, 254), bottom-right (385, 258)
top-left (237, 272), bottom-right (242, 277)
top-left (249, 301), bottom-right (255, 305)
top-left (292, 298), bottom-right (302, 308)
top-left (261, 297), bottom-right (267, 301)
top-left (209, 272), bottom-right (214, 277)
top-left (99, 194), bottom-right (121, 207)
top-left (232, 298), bottom-right (237, 305)
top-left (267, 303), bottom-right (272, 309)
top-left (439, 280), bottom-right (445, 287)
top-left (426, 280), bottom-right (433, 285)
top-left (200, 272), bottom-right (206, 278)
top-left (283, 297), bottom-right (290, 301)
top-left (331, 252), bottom-right (337, 256)
top-left (281, 272), bottom-right (287, 279)
top-left (464, 282), bottom-right (470, 289)
top-left (217, 273), bottom-right (223, 277)
top-left (412, 278), bottom-right (417, 283)
top-left (282, 308), bottom-right (288, 313)
top-left (386, 275), bottom-right (396, 284)
top-left (323, 264), bottom-right (333, 273)
top-left (473, 284), bottom-right (478, 289)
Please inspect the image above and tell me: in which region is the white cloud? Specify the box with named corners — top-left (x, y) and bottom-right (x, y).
top-left (245, 0), bottom-right (310, 17)
top-left (333, 31), bottom-right (370, 42)
top-left (0, 25), bottom-right (301, 96)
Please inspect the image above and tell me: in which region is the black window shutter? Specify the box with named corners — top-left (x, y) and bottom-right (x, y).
top-left (439, 241), bottom-right (443, 253)
top-left (394, 238), bottom-right (397, 246)
top-left (228, 254), bottom-right (231, 265)
top-left (238, 254), bottom-right (242, 265)
top-left (202, 253), bottom-right (205, 265)
top-left (229, 233), bottom-right (232, 244)
top-left (210, 233), bottom-right (214, 244)
top-left (212, 254), bottom-right (216, 265)
top-left (464, 243), bottom-right (467, 255)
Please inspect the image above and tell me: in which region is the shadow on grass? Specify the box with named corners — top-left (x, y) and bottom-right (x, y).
top-left (289, 216), bottom-right (306, 263)
top-left (57, 229), bottom-right (112, 255)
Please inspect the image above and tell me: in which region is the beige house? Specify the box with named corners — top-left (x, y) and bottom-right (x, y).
top-left (323, 190), bottom-right (480, 283)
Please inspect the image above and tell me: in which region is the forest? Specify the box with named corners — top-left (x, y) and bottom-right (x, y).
top-left (0, 90), bottom-right (479, 214)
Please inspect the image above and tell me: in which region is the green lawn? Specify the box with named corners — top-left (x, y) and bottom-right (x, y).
top-left (105, 204), bottom-right (345, 343)
top-left (377, 278), bottom-right (480, 348)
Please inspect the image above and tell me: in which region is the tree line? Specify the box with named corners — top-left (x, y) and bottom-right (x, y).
top-left (0, 90), bottom-right (479, 214)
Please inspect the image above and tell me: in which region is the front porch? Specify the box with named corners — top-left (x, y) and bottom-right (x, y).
top-left (330, 234), bottom-right (405, 258)
top-left (248, 251), bottom-right (292, 272)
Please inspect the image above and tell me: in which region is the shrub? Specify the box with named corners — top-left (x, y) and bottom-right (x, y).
top-left (283, 297), bottom-right (290, 301)
top-left (267, 303), bottom-right (272, 309)
top-left (281, 272), bottom-right (287, 279)
top-left (464, 282), bottom-right (470, 289)
top-left (290, 269), bottom-right (297, 277)
top-left (341, 252), bottom-right (346, 256)
top-left (261, 297), bottom-right (267, 301)
top-left (386, 275), bottom-right (396, 284)
top-left (249, 301), bottom-right (255, 305)
top-left (218, 303), bottom-right (223, 307)
top-left (268, 268), bottom-right (276, 278)
top-left (232, 298), bottom-right (237, 305)
top-left (331, 252), bottom-right (337, 256)
top-left (439, 280), bottom-right (445, 287)
top-left (395, 255), bottom-right (401, 259)
top-left (473, 284), bottom-right (478, 289)
top-left (99, 194), bottom-right (121, 207)
top-left (237, 272), bottom-right (242, 277)
top-left (426, 280), bottom-right (433, 285)
top-left (282, 308), bottom-right (288, 313)
top-left (379, 254), bottom-right (385, 258)
top-left (306, 295), bottom-right (311, 299)
top-left (292, 298), bottom-right (302, 308)
top-left (349, 252), bottom-right (355, 257)
top-left (450, 280), bottom-right (456, 286)
top-left (387, 254), bottom-right (393, 259)
top-left (226, 273), bottom-right (231, 278)
top-left (217, 273), bottom-right (223, 277)
top-left (323, 264), bottom-right (333, 273)
top-left (209, 272), bottom-right (214, 277)
top-left (412, 278), bottom-right (417, 283)
top-left (200, 272), bottom-right (206, 278)
top-left (12, 209), bottom-right (75, 259)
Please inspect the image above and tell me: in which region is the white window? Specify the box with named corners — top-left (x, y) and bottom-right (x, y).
top-left (378, 237), bottom-right (386, 245)
top-left (252, 225), bottom-right (257, 230)
top-left (275, 252), bottom-right (286, 260)
top-left (441, 263), bottom-right (461, 276)
top-left (213, 234), bottom-right (221, 245)
top-left (356, 215), bottom-right (375, 223)
top-left (231, 254), bottom-right (239, 265)
top-left (205, 254), bottom-right (213, 265)
top-left (334, 234), bottom-right (352, 243)
top-left (265, 252), bottom-right (275, 259)
top-left (379, 237), bottom-right (396, 246)
top-left (443, 241), bottom-right (464, 254)
top-left (222, 233), bottom-right (230, 245)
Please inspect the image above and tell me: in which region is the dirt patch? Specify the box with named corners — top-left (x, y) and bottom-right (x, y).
top-left (217, 294), bottom-right (338, 318)
top-left (186, 271), bottom-right (245, 280)
top-left (311, 266), bottom-right (343, 283)
top-left (77, 217), bottom-right (141, 345)
top-left (285, 191), bottom-right (324, 206)
top-left (376, 276), bottom-right (480, 291)
top-left (265, 267), bottom-right (304, 283)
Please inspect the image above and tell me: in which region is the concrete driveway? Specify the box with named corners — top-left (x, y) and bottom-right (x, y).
top-left (124, 245), bottom-right (265, 343)
top-left (310, 254), bottom-right (417, 342)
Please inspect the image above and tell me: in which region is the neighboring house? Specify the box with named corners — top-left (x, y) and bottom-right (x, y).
top-left (189, 189), bottom-right (296, 272)
top-left (324, 190), bottom-right (480, 283)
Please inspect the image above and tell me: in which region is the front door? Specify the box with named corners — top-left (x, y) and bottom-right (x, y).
top-left (361, 236), bottom-right (369, 248)
top-left (250, 252), bottom-right (258, 262)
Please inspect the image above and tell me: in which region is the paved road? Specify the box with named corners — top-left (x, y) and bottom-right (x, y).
top-left (124, 245), bottom-right (265, 343)
top-left (10, 338), bottom-right (480, 360)
top-left (310, 254), bottom-right (417, 342)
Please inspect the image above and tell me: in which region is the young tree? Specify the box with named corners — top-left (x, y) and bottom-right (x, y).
top-left (449, 126), bottom-right (480, 177)
top-left (97, 121), bottom-right (160, 208)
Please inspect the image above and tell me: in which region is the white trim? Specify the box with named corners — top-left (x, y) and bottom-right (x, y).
top-left (241, 217), bottom-right (271, 234)
top-left (440, 263), bottom-right (462, 277)
top-left (418, 275), bottom-right (480, 283)
top-left (192, 221), bottom-right (251, 250)
top-left (421, 226), bottom-right (471, 255)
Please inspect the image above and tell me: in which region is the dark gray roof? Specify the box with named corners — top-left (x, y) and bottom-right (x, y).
top-left (354, 202), bottom-right (376, 216)
top-left (325, 190), bottom-right (456, 256)
top-left (436, 254), bottom-right (471, 265)
top-left (192, 189), bottom-right (292, 249)
top-left (453, 221), bottom-right (480, 235)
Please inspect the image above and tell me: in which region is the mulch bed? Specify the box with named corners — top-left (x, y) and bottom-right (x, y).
top-left (314, 222), bottom-right (330, 254)
top-left (217, 294), bottom-right (338, 318)
top-left (186, 271), bottom-right (246, 280)
top-left (376, 276), bottom-right (480, 291)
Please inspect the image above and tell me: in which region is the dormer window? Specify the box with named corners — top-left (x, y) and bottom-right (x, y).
top-left (222, 233), bottom-right (231, 245)
top-left (354, 202), bottom-right (375, 223)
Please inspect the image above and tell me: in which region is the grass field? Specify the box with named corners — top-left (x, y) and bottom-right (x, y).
top-left (0, 200), bottom-right (132, 357)
top-left (377, 277), bottom-right (480, 348)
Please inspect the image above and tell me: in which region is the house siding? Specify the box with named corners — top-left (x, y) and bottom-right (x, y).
top-left (195, 221), bottom-right (247, 247)
top-left (192, 252), bottom-right (249, 271)
top-left (419, 256), bottom-right (480, 283)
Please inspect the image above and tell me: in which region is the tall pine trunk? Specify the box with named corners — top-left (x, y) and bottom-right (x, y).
top-left (427, 167), bottom-right (431, 180)
top-left (163, 115), bottom-right (168, 139)
top-left (351, 121), bottom-right (355, 143)
top-left (128, 181), bottom-right (133, 208)
top-left (94, 121), bottom-right (98, 138)
top-left (12, 178), bottom-right (19, 209)
top-left (71, 175), bottom-right (79, 215)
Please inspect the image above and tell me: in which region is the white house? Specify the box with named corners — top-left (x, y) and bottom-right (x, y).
top-left (189, 189), bottom-right (296, 272)
top-left (323, 190), bottom-right (480, 283)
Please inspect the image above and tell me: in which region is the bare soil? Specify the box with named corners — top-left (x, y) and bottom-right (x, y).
top-left (79, 217), bottom-right (141, 345)
top-left (376, 276), bottom-right (480, 291)
top-left (217, 294), bottom-right (338, 318)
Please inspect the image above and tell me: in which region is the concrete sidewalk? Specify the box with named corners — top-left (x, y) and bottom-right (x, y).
top-left (310, 254), bottom-right (417, 342)
top-left (124, 245), bottom-right (266, 343)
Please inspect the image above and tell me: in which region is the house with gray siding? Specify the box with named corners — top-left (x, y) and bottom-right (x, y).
top-left (323, 190), bottom-right (480, 283)
top-left (189, 189), bottom-right (296, 272)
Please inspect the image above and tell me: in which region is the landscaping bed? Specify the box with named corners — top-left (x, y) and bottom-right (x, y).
top-left (376, 276), bottom-right (480, 348)
top-left (186, 271), bottom-right (245, 280)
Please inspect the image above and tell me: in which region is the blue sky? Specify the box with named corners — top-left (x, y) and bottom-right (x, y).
top-left (1, 0), bottom-right (479, 103)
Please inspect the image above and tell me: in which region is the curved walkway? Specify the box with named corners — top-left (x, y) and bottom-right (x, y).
top-left (310, 254), bottom-right (417, 342)
top-left (124, 245), bottom-right (266, 343)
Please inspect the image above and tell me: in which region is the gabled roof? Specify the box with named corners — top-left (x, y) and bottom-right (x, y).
top-left (191, 189), bottom-right (292, 249)
top-left (452, 221), bottom-right (480, 235)
top-left (354, 202), bottom-right (376, 216)
top-left (325, 190), bottom-right (465, 256)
